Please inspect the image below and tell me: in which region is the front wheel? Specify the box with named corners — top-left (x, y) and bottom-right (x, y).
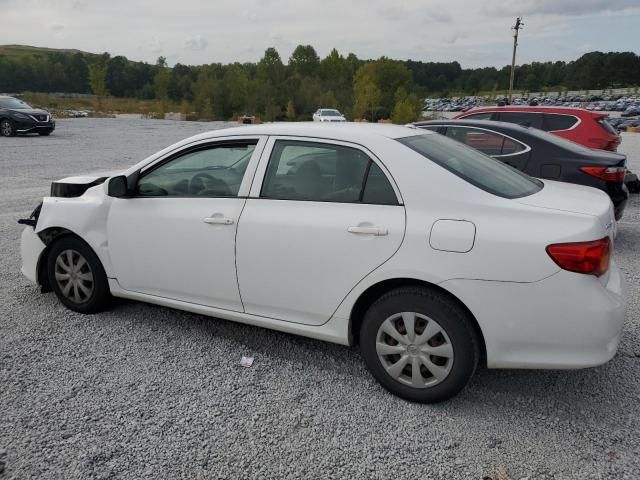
top-left (1, 119), bottom-right (16, 137)
top-left (47, 236), bottom-right (112, 313)
top-left (360, 287), bottom-right (480, 403)
top-left (38, 131), bottom-right (51, 136)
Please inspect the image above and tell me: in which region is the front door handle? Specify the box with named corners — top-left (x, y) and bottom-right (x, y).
top-left (347, 226), bottom-right (388, 236)
top-left (204, 216), bottom-right (234, 225)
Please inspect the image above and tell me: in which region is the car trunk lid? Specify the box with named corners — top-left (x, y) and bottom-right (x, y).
top-left (516, 179), bottom-right (615, 234)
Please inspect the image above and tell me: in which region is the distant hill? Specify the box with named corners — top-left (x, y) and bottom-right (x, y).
top-left (0, 44), bottom-right (97, 58)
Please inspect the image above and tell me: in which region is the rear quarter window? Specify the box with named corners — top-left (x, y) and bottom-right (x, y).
top-left (397, 133), bottom-right (542, 199)
top-left (543, 114), bottom-right (578, 131)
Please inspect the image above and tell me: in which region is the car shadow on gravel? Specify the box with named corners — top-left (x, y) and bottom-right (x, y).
top-left (88, 295), bottom-right (636, 410)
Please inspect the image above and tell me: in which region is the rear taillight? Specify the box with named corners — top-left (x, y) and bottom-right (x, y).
top-left (546, 237), bottom-right (610, 277)
top-left (580, 166), bottom-right (626, 182)
top-left (607, 138), bottom-right (621, 151)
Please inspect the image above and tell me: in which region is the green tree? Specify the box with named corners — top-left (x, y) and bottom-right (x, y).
top-left (391, 88), bottom-right (421, 124)
top-left (353, 72), bottom-right (381, 121)
top-left (192, 70), bottom-right (216, 119)
top-left (352, 58), bottom-right (411, 120)
top-left (88, 62), bottom-right (108, 108)
top-left (286, 99), bottom-right (296, 120)
top-left (289, 45), bottom-right (320, 77)
top-left (256, 48), bottom-right (285, 119)
top-left (221, 63), bottom-right (249, 118)
top-left (154, 57), bottom-right (170, 115)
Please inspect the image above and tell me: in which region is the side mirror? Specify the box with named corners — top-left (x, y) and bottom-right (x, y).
top-left (107, 175), bottom-right (129, 198)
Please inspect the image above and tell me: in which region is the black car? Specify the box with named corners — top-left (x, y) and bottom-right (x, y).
top-left (413, 119), bottom-right (628, 219)
top-left (0, 96), bottom-right (55, 137)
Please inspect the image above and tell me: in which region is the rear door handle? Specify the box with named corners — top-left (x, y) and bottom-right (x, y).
top-left (347, 226), bottom-right (388, 236)
top-left (203, 217), bottom-right (234, 225)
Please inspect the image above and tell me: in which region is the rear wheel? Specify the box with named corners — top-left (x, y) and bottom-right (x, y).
top-left (1, 119), bottom-right (16, 137)
top-left (47, 236), bottom-right (111, 313)
top-left (360, 287), bottom-right (479, 403)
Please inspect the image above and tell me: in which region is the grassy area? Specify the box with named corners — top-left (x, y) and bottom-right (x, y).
top-left (22, 92), bottom-right (189, 117)
top-left (0, 44), bottom-right (94, 58)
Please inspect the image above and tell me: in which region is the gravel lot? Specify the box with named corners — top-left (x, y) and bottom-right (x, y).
top-left (1, 119), bottom-right (639, 480)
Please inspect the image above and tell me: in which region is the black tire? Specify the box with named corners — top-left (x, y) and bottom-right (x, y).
top-left (0, 118), bottom-right (16, 137)
top-left (47, 236), bottom-right (112, 313)
top-left (360, 287), bottom-right (479, 403)
top-left (38, 131), bottom-right (51, 136)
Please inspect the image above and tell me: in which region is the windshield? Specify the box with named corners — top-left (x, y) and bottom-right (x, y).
top-left (0, 97), bottom-right (31, 109)
top-left (398, 133), bottom-right (542, 199)
top-left (321, 110), bottom-right (342, 116)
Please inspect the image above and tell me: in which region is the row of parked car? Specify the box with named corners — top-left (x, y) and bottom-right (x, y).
top-left (608, 116), bottom-right (640, 131)
top-left (425, 94), bottom-right (640, 115)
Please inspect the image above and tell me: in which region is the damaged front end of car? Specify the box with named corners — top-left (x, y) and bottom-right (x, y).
top-left (18, 173), bottom-right (113, 291)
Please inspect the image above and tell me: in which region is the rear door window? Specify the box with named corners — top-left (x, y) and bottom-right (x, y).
top-left (496, 112), bottom-right (543, 129)
top-left (261, 140), bottom-right (399, 205)
top-left (543, 114), bottom-right (578, 131)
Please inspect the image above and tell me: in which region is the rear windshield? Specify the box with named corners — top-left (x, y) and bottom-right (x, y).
top-left (523, 126), bottom-right (593, 153)
top-left (397, 133), bottom-right (542, 199)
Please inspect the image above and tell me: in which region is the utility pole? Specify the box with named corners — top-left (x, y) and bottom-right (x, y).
top-left (508, 16), bottom-right (524, 103)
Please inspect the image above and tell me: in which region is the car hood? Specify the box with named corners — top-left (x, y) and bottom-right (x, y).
top-left (50, 171), bottom-right (120, 198)
top-left (56, 171), bottom-right (121, 184)
top-left (10, 108), bottom-right (50, 116)
top-left (516, 179), bottom-right (614, 226)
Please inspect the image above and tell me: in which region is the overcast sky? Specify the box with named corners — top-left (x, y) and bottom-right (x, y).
top-left (1, 0), bottom-right (638, 68)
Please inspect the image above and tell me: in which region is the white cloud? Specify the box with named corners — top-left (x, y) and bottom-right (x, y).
top-left (184, 35), bottom-right (208, 51)
top-left (485, 0), bottom-right (640, 16)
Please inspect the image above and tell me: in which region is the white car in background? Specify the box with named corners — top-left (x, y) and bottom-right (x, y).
top-left (19, 123), bottom-right (625, 403)
top-left (313, 108), bottom-right (346, 122)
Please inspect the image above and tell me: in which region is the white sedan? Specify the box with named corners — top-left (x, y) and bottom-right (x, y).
top-left (312, 108), bottom-right (346, 122)
top-left (19, 123), bottom-right (625, 402)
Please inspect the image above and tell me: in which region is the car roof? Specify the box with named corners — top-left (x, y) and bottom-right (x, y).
top-left (124, 123), bottom-right (433, 177)
top-left (196, 122), bottom-right (429, 142)
top-left (414, 119), bottom-right (535, 134)
top-left (461, 105), bottom-right (597, 116)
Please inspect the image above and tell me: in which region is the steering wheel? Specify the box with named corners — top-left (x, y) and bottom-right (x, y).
top-left (189, 172), bottom-right (216, 194)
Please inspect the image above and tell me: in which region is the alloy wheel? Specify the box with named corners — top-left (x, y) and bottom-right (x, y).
top-left (1, 120), bottom-right (12, 137)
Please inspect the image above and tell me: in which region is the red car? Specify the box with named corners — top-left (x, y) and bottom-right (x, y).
top-left (454, 106), bottom-right (621, 151)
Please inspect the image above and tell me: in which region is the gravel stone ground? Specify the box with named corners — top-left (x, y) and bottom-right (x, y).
top-left (1, 119), bottom-right (639, 480)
